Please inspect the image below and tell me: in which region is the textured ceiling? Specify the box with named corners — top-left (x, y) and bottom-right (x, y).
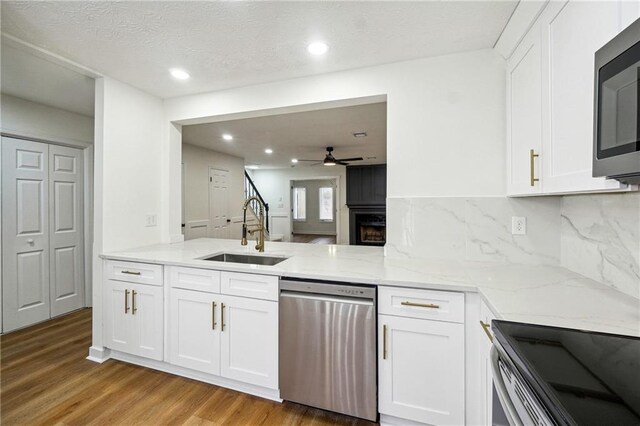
top-left (1, 42), bottom-right (95, 116)
top-left (183, 102), bottom-right (387, 169)
top-left (1, 1), bottom-right (517, 99)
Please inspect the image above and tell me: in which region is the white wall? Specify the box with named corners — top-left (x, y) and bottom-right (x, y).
top-left (251, 167), bottom-right (348, 244)
top-left (164, 49), bottom-right (506, 240)
top-left (182, 143), bottom-right (246, 239)
top-left (1, 94), bottom-right (94, 145)
top-left (96, 77), bottom-right (164, 253)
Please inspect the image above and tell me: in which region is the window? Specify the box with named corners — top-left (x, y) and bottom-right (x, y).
top-left (319, 187), bottom-right (334, 221)
top-left (292, 187), bottom-right (306, 220)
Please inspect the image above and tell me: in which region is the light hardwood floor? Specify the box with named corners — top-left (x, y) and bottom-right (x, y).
top-left (291, 234), bottom-right (337, 245)
top-left (0, 308), bottom-right (377, 425)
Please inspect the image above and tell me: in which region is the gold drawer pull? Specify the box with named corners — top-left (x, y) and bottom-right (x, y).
top-left (124, 289), bottom-right (130, 314)
top-left (530, 149), bottom-right (539, 187)
top-left (212, 302), bottom-right (217, 330)
top-left (132, 290), bottom-right (137, 314)
top-left (401, 301), bottom-right (440, 309)
top-left (383, 324), bottom-right (388, 360)
top-left (480, 321), bottom-right (493, 342)
top-left (221, 303), bottom-right (225, 331)
top-left (122, 270), bottom-right (141, 276)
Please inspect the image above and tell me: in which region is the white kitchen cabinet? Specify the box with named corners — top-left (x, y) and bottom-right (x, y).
top-left (104, 279), bottom-right (163, 360)
top-left (168, 288), bottom-right (220, 375)
top-left (479, 301), bottom-right (497, 426)
top-left (507, 23), bottom-right (543, 196)
top-left (378, 314), bottom-right (465, 425)
top-left (539, 0), bottom-right (629, 194)
top-left (219, 294), bottom-right (278, 389)
top-left (506, 0), bottom-right (634, 196)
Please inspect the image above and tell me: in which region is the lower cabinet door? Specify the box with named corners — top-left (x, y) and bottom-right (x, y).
top-left (104, 280), bottom-right (135, 354)
top-left (379, 314), bottom-right (465, 425)
top-left (219, 295), bottom-right (278, 389)
top-left (130, 282), bottom-right (163, 360)
top-left (168, 288), bottom-right (220, 375)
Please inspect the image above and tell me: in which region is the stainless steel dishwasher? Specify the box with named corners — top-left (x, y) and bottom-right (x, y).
top-left (279, 278), bottom-right (377, 421)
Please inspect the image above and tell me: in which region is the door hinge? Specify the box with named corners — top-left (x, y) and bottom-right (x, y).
top-left (210, 177), bottom-right (212, 182)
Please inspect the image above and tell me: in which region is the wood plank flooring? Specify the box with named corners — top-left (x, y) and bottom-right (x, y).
top-left (291, 234), bottom-right (337, 245)
top-left (1, 309), bottom-right (377, 425)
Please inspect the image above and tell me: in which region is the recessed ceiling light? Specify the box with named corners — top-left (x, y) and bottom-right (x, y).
top-left (353, 132), bottom-right (367, 138)
top-left (222, 133), bottom-right (233, 141)
top-left (169, 68), bottom-right (190, 80)
top-left (265, 148), bottom-right (273, 154)
top-left (291, 158), bottom-right (298, 163)
top-left (307, 42), bottom-right (329, 56)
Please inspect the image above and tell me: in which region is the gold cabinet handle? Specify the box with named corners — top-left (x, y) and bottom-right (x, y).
top-left (122, 270), bottom-right (141, 275)
top-left (383, 324), bottom-right (388, 360)
top-left (212, 302), bottom-right (217, 330)
top-left (124, 289), bottom-right (130, 314)
top-left (401, 301), bottom-right (440, 309)
top-left (132, 290), bottom-right (137, 315)
top-left (480, 320), bottom-right (493, 342)
top-left (221, 303), bottom-right (225, 331)
top-left (530, 149), bottom-right (539, 187)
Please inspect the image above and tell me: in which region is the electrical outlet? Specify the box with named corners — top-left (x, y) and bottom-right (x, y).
top-left (511, 216), bottom-right (526, 235)
top-left (145, 214), bottom-right (157, 227)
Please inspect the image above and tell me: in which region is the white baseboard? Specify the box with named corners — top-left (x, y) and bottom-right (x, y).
top-left (86, 346), bottom-right (111, 363)
top-left (380, 414), bottom-right (429, 426)
top-left (110, 350), bottom-right (282, 402)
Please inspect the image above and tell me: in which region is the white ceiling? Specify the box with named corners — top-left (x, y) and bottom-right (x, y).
top-left (1, 1), bottom-right (517, 99)
top-left (1, 42), bottom-right (95, 116)
top-left (182, 102), bottom-right (387, 169)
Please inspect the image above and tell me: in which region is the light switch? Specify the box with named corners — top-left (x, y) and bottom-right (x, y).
top-left (146, 214), bottom-right (157, 227)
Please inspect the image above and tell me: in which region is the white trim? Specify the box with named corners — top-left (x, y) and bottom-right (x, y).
top-left (494, 1), bottom-right (549, 60)
top-left (380, 414), bottom-right (429, 426)
top-left (109, 350), bottom-right (282, 402)
top-left (86, 346), bottom-right (111, 363)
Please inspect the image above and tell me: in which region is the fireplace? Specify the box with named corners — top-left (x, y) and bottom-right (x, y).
top-left (350, 209), bottom-right (386, 246)
top-left (346, 164), bottom-right (387, 246)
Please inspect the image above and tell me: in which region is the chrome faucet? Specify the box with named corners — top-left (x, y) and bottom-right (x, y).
top-left (241, 196), bottom-right (266, 252)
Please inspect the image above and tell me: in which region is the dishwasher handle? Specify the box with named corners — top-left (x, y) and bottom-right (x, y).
top-left (280, 290), bottom-right (374, 306)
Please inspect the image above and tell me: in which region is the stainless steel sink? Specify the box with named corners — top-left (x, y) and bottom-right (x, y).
top-left (202, 252), bottom-right (288, 266)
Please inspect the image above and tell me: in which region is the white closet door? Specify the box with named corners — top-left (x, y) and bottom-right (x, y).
top-left (1, 137), bottom-right (51, 332)
top-left (49, 144), bottom-right (84, 317)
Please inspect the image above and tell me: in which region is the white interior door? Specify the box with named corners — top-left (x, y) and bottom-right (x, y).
top-left (1, 137), bottom-right (51, 332)
top-left (49, 144), bottom-right (84, 317)
top-left (209, 168), bottom-right (229, 239)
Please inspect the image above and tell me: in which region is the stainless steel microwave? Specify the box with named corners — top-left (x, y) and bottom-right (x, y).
top-left (593, 18), bottom-right (640, 185)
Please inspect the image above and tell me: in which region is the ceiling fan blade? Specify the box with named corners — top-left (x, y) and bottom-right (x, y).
top-left (335, 157), bottom-right (363, 162)
top-left (308, 162), bottom-right (322, 166)
top-left (336, 161), bottom-right (349, 166)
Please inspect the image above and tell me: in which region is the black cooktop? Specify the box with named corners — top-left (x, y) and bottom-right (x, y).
top-left (493, 321), bottom-right (640, 426)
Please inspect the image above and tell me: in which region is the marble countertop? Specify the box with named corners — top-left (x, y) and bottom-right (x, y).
top-left (102, 238), bottom-right (640, 337)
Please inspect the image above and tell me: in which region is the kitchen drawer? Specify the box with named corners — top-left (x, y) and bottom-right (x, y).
top-left (106, 260), bottom-right (163, 286)
top-left (220, 271), bottom-right (278, 301)
top-left (168, 266), bottom-right (220, 293)
top-left (379, 286), bottom-right (464, 323)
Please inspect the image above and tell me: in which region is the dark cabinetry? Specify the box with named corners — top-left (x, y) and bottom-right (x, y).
top-left (346, 164), bottom-right (387, 207)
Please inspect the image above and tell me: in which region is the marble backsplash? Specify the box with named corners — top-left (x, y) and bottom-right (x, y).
top-left (386, 197), bottom-right (562, 265)
top-left (386, 193), bottom-right (640, 300)
top-left (560, 192), bottom-right (640, 299)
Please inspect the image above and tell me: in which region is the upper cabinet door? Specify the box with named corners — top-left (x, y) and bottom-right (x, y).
top-left (539, 0), bottom-right (629, 193)
top-left (507, 25), bottom-right (543, 195)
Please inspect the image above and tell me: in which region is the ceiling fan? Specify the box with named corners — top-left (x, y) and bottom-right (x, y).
top-left (298, 147), bottom-right (364, 166)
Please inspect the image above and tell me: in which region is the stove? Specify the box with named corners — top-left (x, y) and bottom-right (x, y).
top-left (492, 321), bottom-right (640, 426)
